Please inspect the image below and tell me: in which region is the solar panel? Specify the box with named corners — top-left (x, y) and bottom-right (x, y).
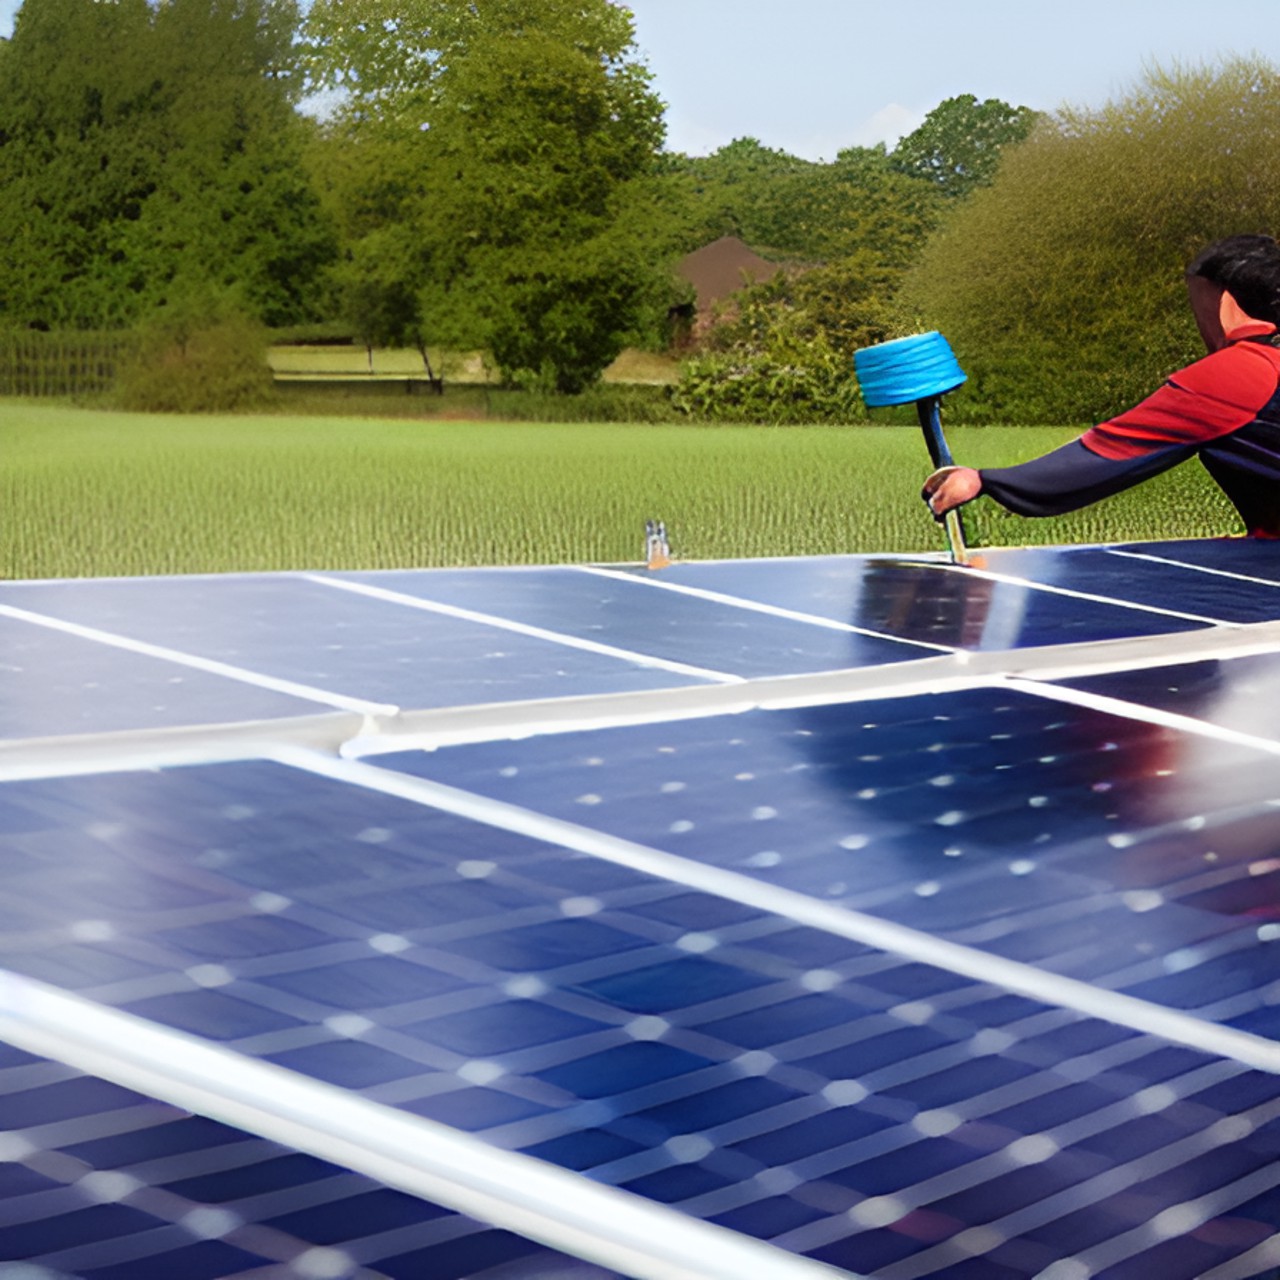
top-left (3, 540), bottom-right (1280, 1280)
top-left (0, 1041), bottom-right (621, 1280)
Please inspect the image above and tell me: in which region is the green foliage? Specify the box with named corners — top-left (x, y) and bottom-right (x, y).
top-left (750, 146), bottom-right (946, 265)
top-left (115, 292), bottom-right (274, 413)
top-left (661, 139), bottom-right (944, 266)
top-left (2, 407), bottom-right (1241, 580)
top-left (304, 125), bottom-right (432, 357)
top-left (662, 143), bottom-right (955, 423)
top-left (0, 330), bottom-right (139, 397)
top-left (481, 225), bottom-right (672, 394)
top-left (671, 298), bottom-right (862, 423)
top-left (890, 95), bottom-right (1040, 198)
top-left (901, 59), bottom-right (1280, 424)
top-left (755, 250), bottom-right (908, 355)
top-left (0, 0), bottom-right (335, 330)
top-left (667, 249), bottom-right (900, 424)
top-left (301, 0), bottom-right (645, 135)
top-left (303, 0), bottom-right (671, 393)
top-left (657, 137), bottom-right (817, 251)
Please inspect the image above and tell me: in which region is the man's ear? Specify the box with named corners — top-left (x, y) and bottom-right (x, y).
top-left (1220, 288), bottom-right (1275, 337)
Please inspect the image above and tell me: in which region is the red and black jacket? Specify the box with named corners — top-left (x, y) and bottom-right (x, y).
top-left (979, 327), bottom-right (1280, 536)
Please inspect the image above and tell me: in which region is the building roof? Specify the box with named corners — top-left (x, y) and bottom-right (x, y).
top-left (677, 235), bottom-right (783, 313)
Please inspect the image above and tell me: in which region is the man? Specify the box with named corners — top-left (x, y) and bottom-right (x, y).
top-left (922, 234), bottom-right (1280, 536)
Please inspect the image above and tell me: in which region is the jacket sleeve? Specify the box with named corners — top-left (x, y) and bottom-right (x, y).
top-left (1083, 342), bottom-right (1280, 458)
top-left (979, 439), bottom-right (1194, 517)
top-left (979, 342), bottom-right (1280, 517)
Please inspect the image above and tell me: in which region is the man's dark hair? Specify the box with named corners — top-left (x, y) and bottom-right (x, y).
top-left (1187, 234), bottom-right (1280, 324)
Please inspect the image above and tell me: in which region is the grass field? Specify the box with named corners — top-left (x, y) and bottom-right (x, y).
top-left (2, 399), bottom-right (1241, 580)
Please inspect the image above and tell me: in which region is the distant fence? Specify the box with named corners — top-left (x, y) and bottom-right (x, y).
top-left (0, 330), bottom-right (139, 397)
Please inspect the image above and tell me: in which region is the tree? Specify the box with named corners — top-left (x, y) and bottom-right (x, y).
top-left (304, 122), bottom-right (432, 362)
top-left (0, 0), bottom-right (158, 328)
top-left (751, 145), bottom-right (945, 265)
top-left (658, 138), bottom-right (818, 252)
top-left (659, 138), bottom-right (943, 275)
top-left (303, 0), bottom-right (672, 391)
top-left (900, 59), bottom-right (1280, 423)
top-left (890, 94), bottom-right (1039, 199)
top-left (301, 0), bottom-right (647, 135)
top-left (126, 0), bottom-right (337, 327)
top-left (0, 0), bottom-right (335, 330)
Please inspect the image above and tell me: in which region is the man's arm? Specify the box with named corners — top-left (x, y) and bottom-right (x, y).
top-left (923, 441), bottom-right (1194, 518)
top-left (978, 439), bottom-right (1194, 516)
top-left (923, 342), bottom-right (1280, 519)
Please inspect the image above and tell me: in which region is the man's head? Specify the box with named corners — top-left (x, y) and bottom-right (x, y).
top-left (1186, 234), bottom-right (1280, 350)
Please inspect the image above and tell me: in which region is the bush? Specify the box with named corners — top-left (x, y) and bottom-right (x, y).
top-left (901, 58), bottom-right (1280, 424)
top-left (117, 300), bottom-right (275, 413)
top-left (671, 299), bottom-right (863, 423)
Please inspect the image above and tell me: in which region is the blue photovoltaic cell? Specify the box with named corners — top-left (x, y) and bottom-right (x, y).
top-left (0, 575), bottom-right (715, 711)
top-left (1114, 536), bottom-right (1280, 583)
top-left (977, 545), bottom-right (1280, 624)
top-left (1060, 651), bottom-right (1280, 746)
top-left (380, 684), bottom-right (1280, 1040)
top-left (0, 760), bottom-right (1279, 1278)
top-left (611, 555), bottom-right (1209, 650)
top-left (0, 614), bottom-right (321, 740)
top-left (333, 566), bottom-right (937, 678)
top-left (0, 1042), bottom-right (621, 1280)
top-left (8, 541), bottom-right (1280, 1280)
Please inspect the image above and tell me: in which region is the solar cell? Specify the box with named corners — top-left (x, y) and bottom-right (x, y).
top-left (974, 546), bottom-right (1280, 625)
top-left (3, 540), bottom-right (1280, 1279)
top-left (1061, 651), bottom-right (1280, 740)
top-left (608, 554), bottom-right (1213, 648)
top-left (1113, 538), bottom-right (1280, 585)
top-left (0, 612), bottom-right (328, 740)
top-left (0, 1042), bottom-right (623, 1280)
top-left (0, 575), bottom-right (719, 718)
top-left (3, 758), bottom-right (1280, 1278)
top-left (365, 684), bottom-right (1280, 1043)
top-left (329, 567), bottom-right (940, 677)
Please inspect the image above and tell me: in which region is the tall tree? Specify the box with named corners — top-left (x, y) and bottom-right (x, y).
top-left (303, 0), bottom-right (672, 392)
top-left (659, 139), bottom-right (943, 271)
top-left (0, 0), bottom-right (335, 330)
top-left (659, 138), bottom-right (817, 251)
top-left (752, 145), bottom-right (944, 265)
top-left (890, 94), bottom-right (1039, 199)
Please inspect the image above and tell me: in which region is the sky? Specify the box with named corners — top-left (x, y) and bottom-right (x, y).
top-left (622, 0), bottom-right (1279, 159)
top-left (0, 0), bottom-right (1274, 161)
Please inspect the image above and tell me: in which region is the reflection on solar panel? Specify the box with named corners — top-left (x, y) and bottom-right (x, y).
top-left (3, 539), bottom-right (1280, 1280)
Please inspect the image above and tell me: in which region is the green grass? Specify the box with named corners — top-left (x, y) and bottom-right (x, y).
top-left (1, 400), bottom-right (1242, 580)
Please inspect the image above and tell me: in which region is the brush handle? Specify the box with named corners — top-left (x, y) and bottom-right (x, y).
top-left (915, 396), bottom-right (969, 565)
top-left (916, 394), bottom-right (954, 469)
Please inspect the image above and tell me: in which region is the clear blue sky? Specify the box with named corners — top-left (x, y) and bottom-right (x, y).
top-left (0, 0), bottom-right (1274, 160)
top-left (624, 0), bottom-right (1278, 158)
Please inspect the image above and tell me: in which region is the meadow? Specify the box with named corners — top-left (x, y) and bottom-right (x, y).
top-left (2, 400), bottom-right (1241, 580)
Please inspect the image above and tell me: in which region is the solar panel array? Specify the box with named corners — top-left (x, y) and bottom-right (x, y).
top-left (3, 539), bottom-right (1280, 1280)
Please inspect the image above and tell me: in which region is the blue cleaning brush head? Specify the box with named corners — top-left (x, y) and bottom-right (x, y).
top-left (853, 332), bottom-right (966, 408)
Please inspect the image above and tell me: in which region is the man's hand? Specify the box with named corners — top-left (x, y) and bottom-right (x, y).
top-left (921, 466), bottom-right (982, 519)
